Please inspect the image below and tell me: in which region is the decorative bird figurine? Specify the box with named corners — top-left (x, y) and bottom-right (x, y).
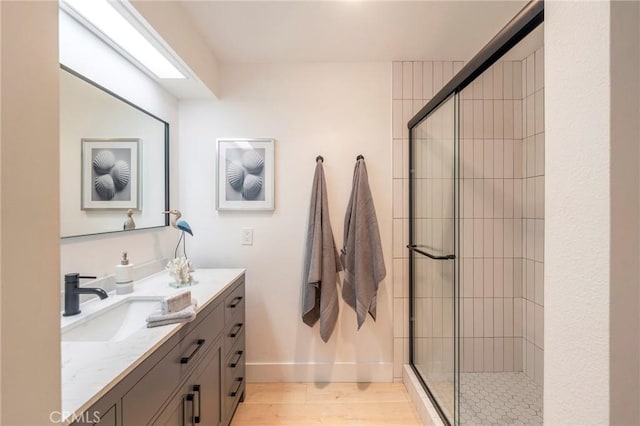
top-left (163, 209), bottom-right (193, 259)
top-left (123, 209), bottom-right (136, 231)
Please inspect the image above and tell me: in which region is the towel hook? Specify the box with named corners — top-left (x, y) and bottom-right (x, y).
top-left (356, 155), bottom-right (364, 161)
top-left (316, 155), bottom-right (324, 162)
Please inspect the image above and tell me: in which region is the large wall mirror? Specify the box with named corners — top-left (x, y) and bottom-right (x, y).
top-left (60, 66), bottom-right (169, 238)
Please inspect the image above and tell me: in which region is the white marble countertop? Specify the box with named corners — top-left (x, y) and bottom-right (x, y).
top-left (61, 268), bottom-right (245, 424)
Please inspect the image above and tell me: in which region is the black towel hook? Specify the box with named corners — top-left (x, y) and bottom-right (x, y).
top-left (316, 155), bottom-right (324, 162)
top-left (356, 154), bottom-right (364, 161)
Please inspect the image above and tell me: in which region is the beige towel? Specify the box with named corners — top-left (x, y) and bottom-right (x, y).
top-left (341, 159), bottom-right (386, 329)
top-left (302, 161), bottom-right (342, 342)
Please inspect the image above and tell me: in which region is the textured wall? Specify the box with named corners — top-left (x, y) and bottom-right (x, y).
top-left (545, 1), bottom-right (611, 424)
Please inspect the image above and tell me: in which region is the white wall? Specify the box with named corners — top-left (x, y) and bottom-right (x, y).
top-left (1, 2), bottom-right (60, 424)
top-left (59, 12), bottom-right (177, 282)
top-left (545, 1), bottom-right (611, 424)
top-left (179, 62), bottom-right (393, 381)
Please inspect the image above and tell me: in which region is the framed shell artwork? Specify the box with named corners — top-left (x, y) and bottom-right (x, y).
top-left (81, 138), bottom-right (141, 210)
top-left (216, 138), bottom-right (275, 211)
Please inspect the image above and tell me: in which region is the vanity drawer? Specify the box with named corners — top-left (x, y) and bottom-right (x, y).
top-left (224, 333), bottom-right (245, 385)
top-left (122, 301), bottom-right (224, 426)
top-left (224, 283), bottom-right (245, 325)
top-left (224, 316), bottom-right (245, 358)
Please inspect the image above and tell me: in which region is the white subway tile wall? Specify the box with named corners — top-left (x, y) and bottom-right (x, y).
top-left (391, 53), bottom-right (544, 385)
top-left (458, 51), bottom-right (545, 383)
top-left (521, 48), bottom-right (544, 385)
top-left (392, 61), bottom-right (463, 382)
top-left (459, 59), bottom-right (524, 375)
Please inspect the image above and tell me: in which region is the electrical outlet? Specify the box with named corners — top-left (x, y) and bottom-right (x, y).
top-left (241, 228), bottom-right (253, 245)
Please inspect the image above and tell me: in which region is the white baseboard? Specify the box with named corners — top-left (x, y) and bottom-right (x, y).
top-left (246, 362), bottom-right (393, 383)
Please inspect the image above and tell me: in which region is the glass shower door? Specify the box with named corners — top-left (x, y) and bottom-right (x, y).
top-left (409, 95), bottom-right (458, 424)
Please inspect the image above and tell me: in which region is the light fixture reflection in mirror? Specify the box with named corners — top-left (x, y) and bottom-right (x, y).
top-left (60, 66), bottom-right (169, 238)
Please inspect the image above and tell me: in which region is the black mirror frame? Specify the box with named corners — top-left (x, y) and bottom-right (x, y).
top-left (60, 64), bottom-right (170, 239)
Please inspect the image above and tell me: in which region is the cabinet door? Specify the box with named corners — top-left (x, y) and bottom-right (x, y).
top-left (154, 343), bottom-right (222, 426)
top-left (98, 406), bottom-right (117, 426)
top-left (192, 342), bottom-right (222, 426)
top-left (156, 391), bottom-right (196, 426)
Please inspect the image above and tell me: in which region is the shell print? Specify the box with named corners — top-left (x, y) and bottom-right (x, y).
top-left (226, 161), bottom-right (246, 191)
top-left (93, 150), bottom-right (116, 174)
top-left (94, 174), bottom-right (116, 200)
top-left (110, 160), bottom-right (130, 190)
top-left (241, 150), bottom-right (264, 174)
top-left (242, 174), bottom-right (263, 200)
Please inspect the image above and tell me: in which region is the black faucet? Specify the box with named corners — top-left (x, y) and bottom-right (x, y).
top-left (63, 273), bottom-right (108, 316)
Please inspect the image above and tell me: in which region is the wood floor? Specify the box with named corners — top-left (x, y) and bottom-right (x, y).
top-left (230, 383), bottom-right (422, 425)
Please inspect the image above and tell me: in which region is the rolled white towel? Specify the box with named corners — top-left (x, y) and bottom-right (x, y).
top-left (146, 303), bottom-right (197, 328)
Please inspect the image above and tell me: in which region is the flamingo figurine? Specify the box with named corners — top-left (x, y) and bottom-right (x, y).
top-left (163, 209), bottom-right (193, 259)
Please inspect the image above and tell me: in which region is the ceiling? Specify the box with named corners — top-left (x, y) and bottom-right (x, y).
top-left (181, 0), bottom-right (528, 64)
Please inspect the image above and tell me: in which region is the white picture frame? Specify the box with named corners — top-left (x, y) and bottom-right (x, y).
top-left (81, 138), bottom-right (141, 210)
top-left (217, 138), bottom-right (275, 211)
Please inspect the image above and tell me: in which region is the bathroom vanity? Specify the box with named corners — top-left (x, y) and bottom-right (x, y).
top-left (62, 269), bottom-right (246, 426)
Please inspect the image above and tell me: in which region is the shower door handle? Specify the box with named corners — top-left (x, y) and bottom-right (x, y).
top-left (407, 245), bottom-right (455, 260)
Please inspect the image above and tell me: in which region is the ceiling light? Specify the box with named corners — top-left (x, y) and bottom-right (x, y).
top-left (60, 0), bottom-right (185, 79)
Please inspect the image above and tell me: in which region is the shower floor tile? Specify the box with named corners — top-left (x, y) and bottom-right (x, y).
top-left (460, 372), bottom-right (542, 425)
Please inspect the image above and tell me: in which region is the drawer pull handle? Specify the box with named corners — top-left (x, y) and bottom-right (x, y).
top-left (228, 323), bottom-right (243, 338)
top-left (229, 350), bottom-right (244, 368)
top-left (180, 339), bottom-right (205, 364)
top-left (228, 296), bottom-right (243, 308)
top-left (184, 393), bottom-right (195, 425)
top-left (229, 377), bottom-right (244, 397)
top-left (193, 385), bottom-right (201, 424)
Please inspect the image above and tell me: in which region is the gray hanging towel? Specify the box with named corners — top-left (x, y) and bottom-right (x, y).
top-left (341, 158), bottom-right (386, 329)
top-left (302, 160), bottom-right (342, 342)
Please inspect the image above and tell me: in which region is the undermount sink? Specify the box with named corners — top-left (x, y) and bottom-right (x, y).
top-left (62, 298), bottom-right (161, 342)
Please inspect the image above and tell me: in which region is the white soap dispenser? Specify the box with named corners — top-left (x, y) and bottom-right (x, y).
top-left (115, 252), bottom-right (134, 294)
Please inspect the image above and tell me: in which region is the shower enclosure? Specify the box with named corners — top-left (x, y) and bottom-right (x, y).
top-left (407, 1), bottom-right (544, 424)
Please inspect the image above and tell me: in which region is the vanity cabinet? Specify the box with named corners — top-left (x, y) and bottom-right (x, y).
top-left (71, 275), bottom-right (245, 426)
